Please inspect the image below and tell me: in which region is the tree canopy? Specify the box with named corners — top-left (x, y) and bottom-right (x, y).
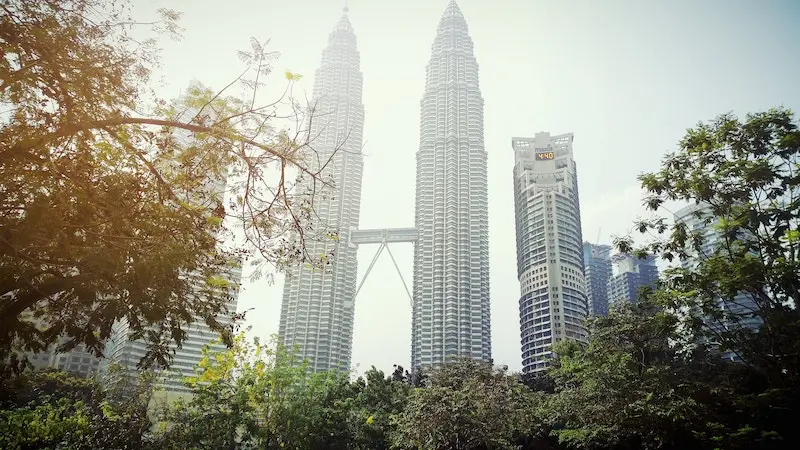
top-left (0, 0), bottom-right (336, 371)
top-left (617, 108), bottom-right (799, 375)
top-left (612, 107), bottom-right (800, 448)
top-left (0, 368), bottom-right (156, 449)
top-left (154, 334), bottom-right (410, 450)
top-left (392, 358), bottom-right (544, 450)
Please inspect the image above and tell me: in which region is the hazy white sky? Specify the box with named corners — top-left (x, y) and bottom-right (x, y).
top-left (139, 0), bottom-right (800, 374)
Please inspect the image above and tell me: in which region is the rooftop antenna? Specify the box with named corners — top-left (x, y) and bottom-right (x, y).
top-left (596, 227), bottom-right (601, 245)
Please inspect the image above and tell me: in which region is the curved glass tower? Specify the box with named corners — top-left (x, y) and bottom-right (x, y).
top-left (411, 1), bottom-right (491, 369)
top-left (278, 7), bottom-right (365, 372)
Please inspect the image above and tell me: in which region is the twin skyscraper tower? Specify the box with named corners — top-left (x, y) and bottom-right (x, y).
top-left (279, 1), bottom-right (493, 372)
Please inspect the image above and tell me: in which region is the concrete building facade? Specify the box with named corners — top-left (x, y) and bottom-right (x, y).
top-left (512, 132), bottom-right (587, 374)
top-left (25, 341), bottom-right (101, 378)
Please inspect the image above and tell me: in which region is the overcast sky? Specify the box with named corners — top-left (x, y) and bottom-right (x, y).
top-left (139, 0), bottom-right (800, 374)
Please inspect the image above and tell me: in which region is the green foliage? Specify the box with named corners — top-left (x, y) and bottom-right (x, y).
top-left (156, 334), bottom-right (279, 448)
top-left (0, 399), bottom-right (92, 449)
top-left (612, 108), bottom-right (800, 446)
top-left (392, 358), bottom-right (543, 450)
top-left (0, 0), bottom-right (334, 373)
top-left (349, 366), bottom-right (412, 449)
top-left (156, 333), bottom-right (359, 450)
top-left (0, 369), bottom-right (156, 449)
top-left (546, 300), bottom-right (716, 449)
top-left (284, 71), bottom-right (303, 81)
top-left (616, 108), bottom-right (800, 374)
top-left (616, 108), bottom-right (800, 448)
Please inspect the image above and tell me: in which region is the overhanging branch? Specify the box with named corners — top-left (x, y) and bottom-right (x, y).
top-left (14, 117), bottom-right (332, 187)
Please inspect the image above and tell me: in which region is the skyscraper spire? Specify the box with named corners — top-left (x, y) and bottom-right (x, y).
top-left (444, 0), bottom-right (461, 15)
top-left (343, 0), bottom-right (349, 14)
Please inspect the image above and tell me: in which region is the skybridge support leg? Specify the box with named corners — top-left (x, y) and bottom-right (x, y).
top-left (350, 227), bottom-right (417, 305)
top-left (385, 244), bottom-right (413, 306)
top-left (354, 241), bottom-right (414, 306)
top-left (356, 242), bottom-right (385, 297)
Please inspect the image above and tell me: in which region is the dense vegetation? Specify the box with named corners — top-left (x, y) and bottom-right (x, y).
top-left (0, 0), bottom-right (333, 375)
top-left (3, 283), bottom-right (799, 450)
top-left (1, 0), bottom-right (798, 449)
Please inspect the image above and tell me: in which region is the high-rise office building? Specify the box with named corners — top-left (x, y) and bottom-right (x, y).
top-left (675, 203), bottom-right (762, 360)
top-left (101, 266), bottom-right (241, 394)
top-left (512, 132), bottom-right (587, 374)
top-left (278, 7), bottom-right (365, 372)
top-left (583, 242), bottom-right (612, 316)
top-left (411, 1), bottom-right (491, 369)
top-left (101, 85), bottom-right (243, 393)
top-left (24, 339), bottom-right (101, 378)
top-left (607, 253), bottom-right (659, 307)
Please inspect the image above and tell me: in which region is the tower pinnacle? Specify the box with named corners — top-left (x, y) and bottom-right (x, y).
top-left (446, 0), bottom-right (460, 13)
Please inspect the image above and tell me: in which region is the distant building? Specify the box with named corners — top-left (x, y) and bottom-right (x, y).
top-left (583, 243), bottom-right (612, 316)
top-left (100, 84), bottom-right (243, 393)
top-left (512, 132), bottom-right (587, 374)
top-left (607, 253), bottom-right (659, 307)
top-left (24, 340), bottom-right (101, 378)
top-left (277, 6), bottom-right (365, 372)
top-left (100, 264), bottom-right (242, 394)
top-left (674, 203), bottom-right (762, 360)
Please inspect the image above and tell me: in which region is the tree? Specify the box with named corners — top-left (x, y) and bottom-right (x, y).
top-left (0, 369), bottom-right (157, 449)
top-left (275, 368), bottom-right (356, 449)
top-left (155, 334), bottom-right (273, 449)
top-left (392, 358), bottom-right (542, 450)
top-left (546, 298), bottom-right (729, 450)
top-left (615, 108), bottom-right (800, 445)
top-left (348, 366), bottom-right (411, 450)
top-left (1, 0), bottom-right (336, 371)
top-left (156, 334), bottom-right (357, 450)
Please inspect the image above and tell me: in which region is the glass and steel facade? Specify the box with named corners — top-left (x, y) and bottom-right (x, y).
top-left (411, 1), bottom-right (491, 370)
top-left (278, 8), bottom-right (365, 372)
top-left (607, 253), bottom-right (659, 307)
top-left (583, 243), bottom-right (612, 316)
